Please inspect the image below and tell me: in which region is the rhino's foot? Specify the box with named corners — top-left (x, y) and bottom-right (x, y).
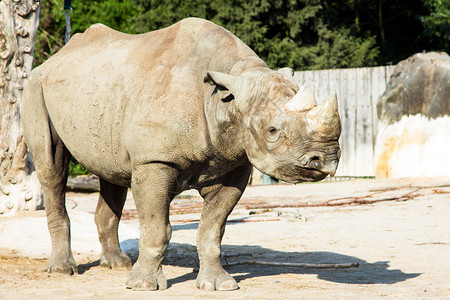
top-left (100, 252), bottom-right (132, 270)
top-left (196, 269), bottom-right (238, 291)
top-left (126, 265), bottom-right (167, 291)
top-left (45, 259), bottom-right (78, 275)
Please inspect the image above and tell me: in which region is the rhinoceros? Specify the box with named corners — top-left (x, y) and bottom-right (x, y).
top-left (22, 18), bottom-right (341, 291)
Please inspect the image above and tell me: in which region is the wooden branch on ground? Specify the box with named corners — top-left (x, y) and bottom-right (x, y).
top-left (226, 218), bottom-right (281, 223)
top-left (432, 188), bottom-right (450, 194)
top-left (122, 185), bottom-right (430, 219)
top-left (224, 260), bottom-right (360, 268)
top-left (193, 261), bottom-right (359, 272)
top-left (169, 218), bottom-right (281, 224)
top-left (242, 187), bottom-right (423, 210)
top-left (322, 187), bottom-right (422, 206)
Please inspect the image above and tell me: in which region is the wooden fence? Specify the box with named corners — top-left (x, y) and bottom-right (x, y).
top-left (293, 66), bottom-right (395, 177)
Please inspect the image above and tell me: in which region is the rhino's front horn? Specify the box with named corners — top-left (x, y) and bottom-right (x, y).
top-left (306, 92), bottom-right (341, 137)
top-left (285, 85), bottom-right (317, 112)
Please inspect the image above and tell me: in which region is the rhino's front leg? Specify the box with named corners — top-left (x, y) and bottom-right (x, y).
top-left (196, 165), bottom-right (252, 291)
top-left (125, 163), bottom-right (177, 291)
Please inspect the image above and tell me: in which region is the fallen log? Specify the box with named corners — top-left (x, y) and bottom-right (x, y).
top-left (66, 175), bottom-right (100, 192)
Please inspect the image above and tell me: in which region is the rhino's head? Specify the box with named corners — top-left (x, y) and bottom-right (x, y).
top-left (207, 70), bottom-right (341, 183)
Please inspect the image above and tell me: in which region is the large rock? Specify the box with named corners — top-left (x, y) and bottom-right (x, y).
top-left (377, 52), bottom-right (450, 123)
top-left (375, 52), bottom-right (450, 178)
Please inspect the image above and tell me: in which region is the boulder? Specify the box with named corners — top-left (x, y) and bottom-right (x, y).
top-left (375, 52), bottom-right (450, 178)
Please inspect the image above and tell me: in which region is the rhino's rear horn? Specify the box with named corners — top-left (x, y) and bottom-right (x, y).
top-left (285, 85), bottom-right (317, 112)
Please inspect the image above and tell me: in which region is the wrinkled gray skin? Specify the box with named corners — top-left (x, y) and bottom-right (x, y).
top-left (22, 18), bottom-right (341, 291)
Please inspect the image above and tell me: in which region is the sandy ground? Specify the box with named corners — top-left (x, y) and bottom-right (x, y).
top-left (0, 177), bottom-right (449, 299)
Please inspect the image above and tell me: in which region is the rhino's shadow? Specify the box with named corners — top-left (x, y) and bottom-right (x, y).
top-left (115, 239), bottom-right (420, 287)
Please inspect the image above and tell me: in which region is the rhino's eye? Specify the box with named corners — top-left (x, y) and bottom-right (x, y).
top-left (268, 126), bottom-right (278, 134)
top-left (266, 126), bottom-right (281, 143)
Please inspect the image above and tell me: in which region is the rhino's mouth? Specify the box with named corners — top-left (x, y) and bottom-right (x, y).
top-left (279, 166), bottom-right (328, 183)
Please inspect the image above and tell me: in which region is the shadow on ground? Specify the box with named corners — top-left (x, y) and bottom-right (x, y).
top-left (75, 240), bottom-right (421, 286)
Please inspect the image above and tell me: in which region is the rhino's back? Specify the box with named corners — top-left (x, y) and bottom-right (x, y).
top-left (41, 17), bottom-right (260, 83)
top-left (28, 18), bottom-right (261, 184)
top-left (37, 17), bottom-right (261, 120)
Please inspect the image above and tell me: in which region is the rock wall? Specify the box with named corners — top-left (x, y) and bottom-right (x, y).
top-left (375, 52), bottom-right (450, 178)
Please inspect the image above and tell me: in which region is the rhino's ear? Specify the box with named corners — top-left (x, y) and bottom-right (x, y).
top-left (205, 71), bottom-right (246, 107)
top-left (277, 67), bottom-right (297, 86)
top-left (277, 67), bottom-right (294, 77)
top-left (205, 71), bottom-right (238, 102)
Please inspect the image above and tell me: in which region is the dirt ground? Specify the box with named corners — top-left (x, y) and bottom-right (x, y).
top-left (1, 177), bottom-right (449, 299)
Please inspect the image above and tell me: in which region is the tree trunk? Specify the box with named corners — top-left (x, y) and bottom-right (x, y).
top-left (378, 0), bottom-right (385, 48)
top-left (0, 0), bottom-right (41, 216)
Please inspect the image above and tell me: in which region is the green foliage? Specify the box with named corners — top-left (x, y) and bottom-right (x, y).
top-left (34, 0), bottom-right (65, 65)
top-left (330, 0), bottom-right (431, 64)
top-left (131, 0), bottom-right (379, 70)
top-left (35, 0), bottom-right (140, 65)
top-left (35, 0), bottom-right (447, 69)
top-left (68, 158), bottom-right (90, 177)
top-left (259, 2), bottom-right (380, 70)
top-left (69, 0), bottom-right (140, 33)
top-left (421, 0), bottom-right (450, 50)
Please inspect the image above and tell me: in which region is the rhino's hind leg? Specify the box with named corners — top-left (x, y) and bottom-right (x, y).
top-left (36, 127), bottom-right (75, 274)
top-left (95, 179), bottom-right (132, 269)
top-left (22, 76), bottom-right (76, 275)
top-left (196, 165), bottom-right (252, 291)
top-left (125, 163), bottom-right (176, 290)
